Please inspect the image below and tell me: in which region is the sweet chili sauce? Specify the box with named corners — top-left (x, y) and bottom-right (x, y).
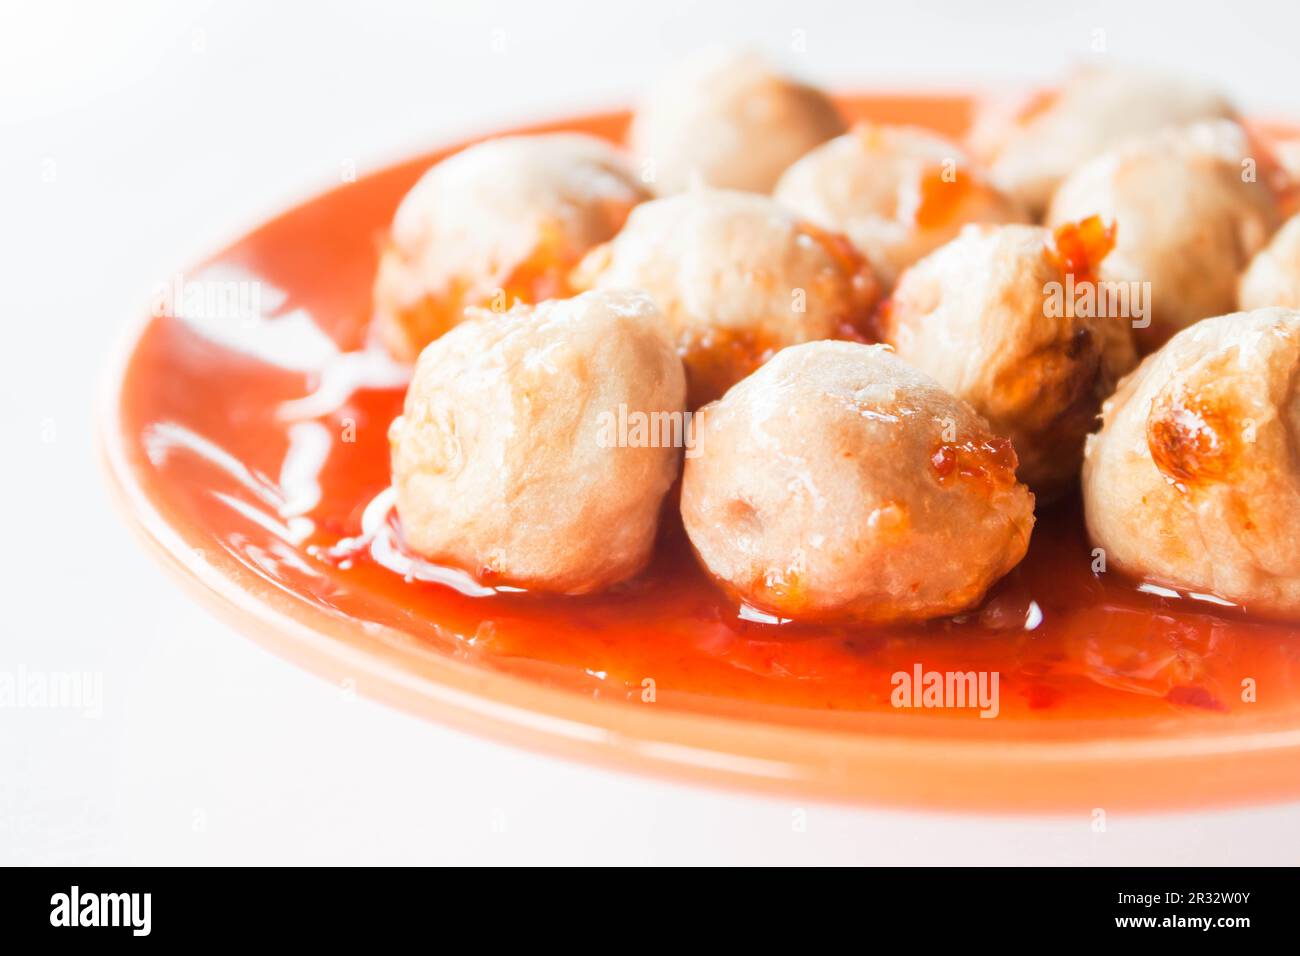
top-left (913, 163), bottom-right (980, 230)
top-left (116, 106), bottom-right (1300, 736)
top-left (1043, 215), bottom-right (1116, 285)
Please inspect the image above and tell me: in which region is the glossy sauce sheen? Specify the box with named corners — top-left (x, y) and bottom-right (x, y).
top-left (119, 101), bottom-right (1300, 738)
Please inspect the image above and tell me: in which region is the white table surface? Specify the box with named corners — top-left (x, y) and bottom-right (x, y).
top-left (4, 0), bottom-right (1300, 865)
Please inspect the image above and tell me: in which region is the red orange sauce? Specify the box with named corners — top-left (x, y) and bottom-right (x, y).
top-left (116, 112), bottom-right (1300, 739)
top-left (930, 436), bottom-right (1020, 489)
top-left (1043, 215), bottom-right (1116, 284)
top-left (794, 219), bottom-right (881, 343)
top-left (914, 163), bottom-right (978, 230)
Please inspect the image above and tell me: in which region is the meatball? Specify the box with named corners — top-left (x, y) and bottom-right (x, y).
top-left (1047, 120), bottom-right (1280, 353)
top-left (1082, 308), bottom-right (1300, 616)
top-left (969, 64), bottom-right (1235, 215)
top-left (629, 48), bottom-right (845, 194)
top-left (1240, 212), bottom-right (1300, 310)
top-left (681, 341), bottom-right (1035, 624)
top-left (572, 189), bottom-right (878, 408)
top-left (389, 289), bottom-right (685, 594)
top-left (373, 134), bottom-right (648, 361)
top-left (882, 222), bottom-right (1138, 498)
top-left (774, 123), bottom-right (1027, 288)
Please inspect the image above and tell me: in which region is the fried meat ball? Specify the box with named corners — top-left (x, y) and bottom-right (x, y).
top-left (629, 48), bottom-right (845, 194)
top-left (969, 64), bottom-right (1235, 215)
top-left (1082, 308), bottom-right (1300, 615)
top-left (680, 341), bottom-right (1035, 624)
top-left (572, 189), bottom-right (879, 408)
top-left (1047, 120), bottom-right (1280, 353)
top-left (373, 134), bottom-right (649, 361)
top-left (881, 222), bottom-right (1138, 498)
top-left (1239, 212), bottom-right (1300, 310)
top-left (389, 289), bottom-right (685, 594)
top-left (773, 124), bottom-right (1027, 287)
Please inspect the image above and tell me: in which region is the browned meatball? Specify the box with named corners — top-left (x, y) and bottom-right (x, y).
top-left (1047, 120), bottom-right (1280, 353)
top-left (390, 290), bottom-right (685, 594)
top-left (573, 188), bottom-right (878, 408)
top-left (681, 341), bottom-right (1035, 624)
top-left (969, 64), bottom-right (1236, 215)
top-left (629, 48), bottom-right (844, 194)
top-left (1083, 307), bottom-right (1300, 616)
top-left (1240, 212), bottom-right (1300, 311)
top-left (373, 134), bottom-right (648, 361)
top-left (882, 222), bottom-right (1137, 498)
top-left (775, 123), bottom-right (1027, 288)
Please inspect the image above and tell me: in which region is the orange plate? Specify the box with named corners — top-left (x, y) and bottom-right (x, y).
top-left (100, 94), bottom-right (1300, 813)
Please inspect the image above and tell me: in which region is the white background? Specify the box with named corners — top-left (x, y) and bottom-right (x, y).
top-left (4, 0), bottom-right (1300, 864)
